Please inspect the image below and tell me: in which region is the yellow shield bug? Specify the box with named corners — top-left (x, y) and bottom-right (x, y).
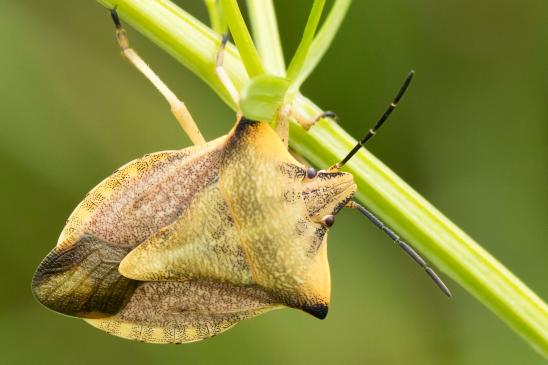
top-left (32, 6), bottom-right (450, 344)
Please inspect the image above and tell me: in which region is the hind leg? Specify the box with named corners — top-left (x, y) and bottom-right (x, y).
top-left (110, 9), bottom-right (205, 145)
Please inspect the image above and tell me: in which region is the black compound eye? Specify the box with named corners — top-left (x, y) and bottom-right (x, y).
top-left (306, 167), bottom-right (318, 179)
top-left (321, 215), bottom-right (335, 227)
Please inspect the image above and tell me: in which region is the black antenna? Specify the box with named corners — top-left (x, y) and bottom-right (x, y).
top-left (348, 201), bottom-right (452, 297)
top-left (334, 70), bottom-right (415, 170)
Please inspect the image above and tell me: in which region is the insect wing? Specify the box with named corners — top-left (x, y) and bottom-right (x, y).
top-left (119, 181), bottom-right (253, 285)
top-left (32, 140), bottom-right (225, 318)
top-left (86, 279), bottom-right (280, 344)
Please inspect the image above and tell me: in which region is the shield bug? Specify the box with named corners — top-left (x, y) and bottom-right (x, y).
top-left (32, 8), bottom-right (450, 344)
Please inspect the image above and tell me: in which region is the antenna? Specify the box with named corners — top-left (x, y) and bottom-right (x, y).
top-left (333, 70), bottom-right (415, 170)
top-left (348, 201), bottom-right (452, 297)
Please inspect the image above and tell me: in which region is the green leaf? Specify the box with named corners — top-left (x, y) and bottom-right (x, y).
top-left (240, 75), bottom-right (290, 121)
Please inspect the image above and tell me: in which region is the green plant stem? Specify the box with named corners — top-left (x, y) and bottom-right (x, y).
top-left (97, 0), bottom-right (548, 357)
top-left (220, 0), bottom-right (265, 78)
top-left (203, 0), bottom-right (225, 34)
top-left (246, 0), bottom-right (285, 76)
top-left (286, 0), bottom-right (325, 88)
top-left (297, 0), bottom-right (352, 88)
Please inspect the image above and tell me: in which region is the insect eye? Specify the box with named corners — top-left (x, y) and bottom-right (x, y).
top-left (321, 215), bottom-right (335, 227)
top-left (306, 167), bottom-right (318, 179)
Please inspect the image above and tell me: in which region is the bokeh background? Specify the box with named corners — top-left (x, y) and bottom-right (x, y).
top-left (1, 0), bottom-right (546, 364)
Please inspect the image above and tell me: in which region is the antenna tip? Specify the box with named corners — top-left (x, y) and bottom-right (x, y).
top-left (407, 70), bottom-right (415, 81)
top-left (425, 267), bottom-right (452, 298)
top-left (441, 286), bottom-right (453, 298)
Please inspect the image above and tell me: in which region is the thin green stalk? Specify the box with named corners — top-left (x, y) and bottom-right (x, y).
top-left (204, 0), bottom-right (225, 34)
top-left (96, 0), bottom-right (548, 357)
top-left (220, 0), bottom-right (265, 78)
top-left (286, 0), bottom-right (325, 89)
top-left (296, 0), bottom-right (352, 88)
top-left (246, 0), bottom-right (286, 76)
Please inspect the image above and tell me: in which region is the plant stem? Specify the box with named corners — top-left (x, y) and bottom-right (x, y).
top-left (204, 0), bottom-right (225, 34)
top-left (96, 0), bottom-right (548, 357)
top-left (296, 0), bottom-right (352, 88)
top-left (246, 0), bottom-right (286, 76)
top-left (286, 0), bottom-right (325, 89)
top-left (220, 0), bottom-right (265, 78)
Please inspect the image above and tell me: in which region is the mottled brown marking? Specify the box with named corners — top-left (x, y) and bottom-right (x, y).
top-left (119, 182), bottom-right (253, 285)
top-left (86, 280), bottom-right (279, 343)
top-left (57, 141), bottom-right (226, 249)
top-left (307, 226), bottom-right (328, 255)
top-left (301, 170), bottom-right (355, 218)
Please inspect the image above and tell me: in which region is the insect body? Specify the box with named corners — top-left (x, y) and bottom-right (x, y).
top-left (32, 9), bottom-right (449, 344)
top-left (33, 117), bottom-right (353, 343)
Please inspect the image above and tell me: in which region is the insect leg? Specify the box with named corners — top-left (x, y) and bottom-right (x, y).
top-left (287, 109), bottom-right (339, 132)
top-left (347, 201), bottom-right (452, 297)
top-left (274, 103), bottom-right (291, 147)
top-left (274, 103), bottom-right (323, 147)
top-left (215, 34), bottom-right (240, 107)
top-left (109, 8), bottom-right (205, 145)
top-left (314, 111), bottom-right (340, 124)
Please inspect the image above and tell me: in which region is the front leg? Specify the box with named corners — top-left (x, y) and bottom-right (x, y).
top-left (291, 109), bottom-right (340, 131)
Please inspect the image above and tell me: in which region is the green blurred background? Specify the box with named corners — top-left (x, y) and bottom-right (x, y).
top-left (1, 0), bottom-right (547, 364)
